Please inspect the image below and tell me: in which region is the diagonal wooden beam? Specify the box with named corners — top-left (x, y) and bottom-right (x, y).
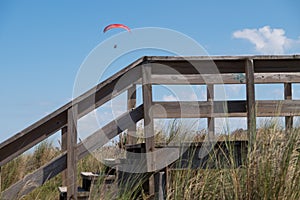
top-left (0, 105), bottom-right (144, 199)
top-left (0, 62), bottom-right (142, 167)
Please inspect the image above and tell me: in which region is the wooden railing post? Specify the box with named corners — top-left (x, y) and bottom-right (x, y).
top-left (67, 104), bottom-right (78, 199)
top-left (284, 83), bottom-right (293, 130)
top-left (0, 166), bottom-right (2, 193)
top-left (127, 84), bottom-right (137, 145)
top-left (245, 59), bottom-right (256, 148)
top-left (142, 64), bottom-right (155, 195)
top-left (207, 84), bottom-right (215, 136)
top-left (61, 126), bottom-right (68, 186)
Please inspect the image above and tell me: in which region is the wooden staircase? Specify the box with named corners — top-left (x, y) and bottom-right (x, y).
top-left (1, 55), bottom-right (300, 199)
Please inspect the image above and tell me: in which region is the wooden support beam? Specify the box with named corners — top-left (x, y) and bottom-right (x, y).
top-left (284, 83), bottom-right (293, 130)
top-left (207, 84), bottom-right (215, 137)
top-left (142, 64), bottom-right (155, 196)
top-left (61, 127), bottom-right (67, 186)
top-left (67, 105), bottom-right (78, 199)
top-left (142, 64), bottom-right (155, 169)
top-left (245, 59), bottom-right (256, 148)
top-left (0, 166), bottom-right (1, 193)
top-left (126, 84), bottom-right (137, 145)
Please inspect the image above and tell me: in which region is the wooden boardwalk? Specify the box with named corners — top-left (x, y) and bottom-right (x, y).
top-left (1, 55), bottom-right (300, 199)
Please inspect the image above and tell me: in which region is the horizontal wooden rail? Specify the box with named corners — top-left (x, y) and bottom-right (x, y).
top-left (0, 105), bottom-right (144, 199)
top-left (152, 100), bottom-right (300, 118)
top-left (149, 73), bottom-right (300, 85)
top-left (148, 55), bottom-right (300, 74)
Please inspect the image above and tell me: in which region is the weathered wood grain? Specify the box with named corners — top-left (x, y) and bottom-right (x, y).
top-left (207, 84), bottom-right (215, 136)
top-left (284, 83), bottom-right (293, 129)
top-left (245, 59), bottom-right (256, 147)
top-left (126, 84), bottom-right (137, 145)
top-left (61, 127), bottom-right (67, 186)
top-left (152, 100), bottom-right (300, 118)
top-left (142, 64), bottom-right (156, 195)
top-left (149, 73), bottom-right (300, 85)
top-left (67, 105), bottom-right (78, 199)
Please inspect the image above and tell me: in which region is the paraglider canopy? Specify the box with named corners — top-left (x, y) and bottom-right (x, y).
top-left (103, 24), bottom-right (131, 33)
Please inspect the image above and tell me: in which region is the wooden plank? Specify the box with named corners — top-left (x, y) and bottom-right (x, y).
top-left (152, 100), bottom-right (300, 118)
top-left (151, 59), bottom-right (246, 74)
top-left (147, 55), bottom-right (300, 62)
top-left (245, 59), bottom-right (256, 147)
top-left (256, 100), bottom-right (300, 116)
top-left (67, 105), bottom-right (78, 199)
top-left (61, 127), bottom-right (67, 186)
top-left (0, 153), bottom-right (67, 200)
top-left (207, 84), bottom-right (215, 136)
top-left (142, 64), bottom-right (155, 196)
top-left (126, 84), bottom-right (137, 145)
top-left (77, 105), bottom-right (144, 160)
top-left (254, 73), bottom-right (300, 83)
top-left (152, 101), bottom-right (245, 118)
top-left (149, 73), bottom-right (300, 85)
top-left (142, 65), bottom-right (155, 169)
top-left (0, 166), bottom-right (1, 193)
top-left (254, 59), bottom-right (300, 73)
top-left (148, 55), bottom-right (300, 74)
top-left (284, 83), bottom-right (293, 130)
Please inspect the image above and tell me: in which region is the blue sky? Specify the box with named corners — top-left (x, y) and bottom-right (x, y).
top-left (1, 0), bottom-right (300, 143)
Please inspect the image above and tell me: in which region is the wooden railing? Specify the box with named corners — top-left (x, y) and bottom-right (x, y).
top-left (1, 55), bottom-right (300, 199)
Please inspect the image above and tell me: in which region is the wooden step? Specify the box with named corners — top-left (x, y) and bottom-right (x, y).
top-left (59, 172), bottom-right (117, 200)
top-left (81, 172), bottom-right (116, 191)
top-left (58, 186), bottom-right (90, 200)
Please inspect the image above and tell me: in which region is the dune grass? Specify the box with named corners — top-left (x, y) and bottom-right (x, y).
top-left (167, 126), bottom-right (300, 200)
top-left (1, 120), bottom-right (299, 199)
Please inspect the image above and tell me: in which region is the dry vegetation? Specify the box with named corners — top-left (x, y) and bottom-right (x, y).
top-left (1, 120), bottom-right (300, 199)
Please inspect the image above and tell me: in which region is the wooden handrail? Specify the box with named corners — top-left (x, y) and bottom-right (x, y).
top-left (0, 105), bottom-right (144, 199)
top-left (0, 57), bottom-right (145, 166)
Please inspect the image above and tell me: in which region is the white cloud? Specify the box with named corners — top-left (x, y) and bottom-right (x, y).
top-left (233, 26), bottom-right (300, 54)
